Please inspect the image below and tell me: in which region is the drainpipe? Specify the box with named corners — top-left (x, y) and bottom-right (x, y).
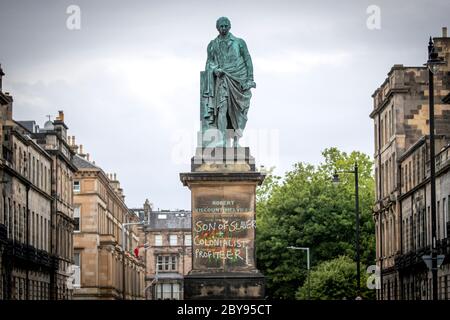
top-left (25, 184), bottom-right (30, 300)
top-left (377, 113), bottom-right (384, 299)
top-left (399, 164), bottom-right (404, 300)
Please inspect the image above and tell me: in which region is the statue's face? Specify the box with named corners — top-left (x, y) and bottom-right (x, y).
top-left (217, 19), bottom-right (230, 36)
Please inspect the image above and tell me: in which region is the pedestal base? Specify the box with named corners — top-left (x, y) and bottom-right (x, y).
top-left (184, 271), bottom-right (265, 300)
top-left (180, 147), bottom-right (265, 300)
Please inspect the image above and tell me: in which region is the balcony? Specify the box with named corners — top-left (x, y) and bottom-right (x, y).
top-left (394, 247), bottom-right (430, 271)
top-left (99, 234), bottom-right (117, 245)
top-left (435, 147), bottom-right (450, 172)
top-left (2, 240), bottom-right (53, 270)
top-left (37, 249), bottom-right (51, 268)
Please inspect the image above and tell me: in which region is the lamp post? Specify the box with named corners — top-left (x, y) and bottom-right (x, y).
top-left (122, 221), bottom-right (144, 300)
top-left (287, 246), bottom-right (310, 299)
top-left (425, 37), bottom-right (445, 301)
top-left (332, 163), bottom-right (360, 298)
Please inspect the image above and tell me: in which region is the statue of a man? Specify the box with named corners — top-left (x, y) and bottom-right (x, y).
top-left (203, 17), bottom-right (256, 147)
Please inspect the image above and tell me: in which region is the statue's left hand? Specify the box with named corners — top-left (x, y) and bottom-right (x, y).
top-left (242, 80), bottom-right (256, 91)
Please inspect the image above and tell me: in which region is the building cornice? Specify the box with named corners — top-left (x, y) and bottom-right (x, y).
top-left (370, 87), bottom-right (409, 118)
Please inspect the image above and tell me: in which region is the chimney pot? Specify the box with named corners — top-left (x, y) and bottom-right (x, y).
top-left (443, 27), bottom-right (448, 38)
top-left (79, 144), bottom-right (83, 155)
top-left (87, 153), bottom-right (90, 161)
top-left (72, 136), bottom-right (76, 146)
top-left (114, 173), bottom-right (117, 180)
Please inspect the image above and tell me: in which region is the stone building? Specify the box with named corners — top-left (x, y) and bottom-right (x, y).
top-left (71, 148), bottom-right (145, 300)
top-left (130, 205), bottom-right (192, 300)
top-left (0, 66), bottom-right (76, 300)
top-left (370, 28), bottom-right (450, 299)
top-left (18, 112), bottom-right (78, 300)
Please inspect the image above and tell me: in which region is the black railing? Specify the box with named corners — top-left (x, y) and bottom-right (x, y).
top-left (447, 222), bottom-right (450, 240)
top-left (0, 224), bottom-right (7, 242)
top-left (2, 240), bottom-right (53, 269)
top-left (437, 238), bottom-right (450, 256)
top-left (395, 247), bottom-right (430, 270)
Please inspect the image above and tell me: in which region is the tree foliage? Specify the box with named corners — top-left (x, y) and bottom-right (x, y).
top-left (296, 255), bottom-right (373, 300)
top-left (256, 148), bottom-right (375, 299)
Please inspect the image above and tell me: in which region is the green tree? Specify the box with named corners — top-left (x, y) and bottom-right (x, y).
top-left (256, 148), bottom-right (375, 299)
top-left (296, 255), bottom-right (373, 300)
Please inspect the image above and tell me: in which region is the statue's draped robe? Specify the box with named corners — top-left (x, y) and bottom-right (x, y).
top-left (203, 33), bottom-right (254, 137)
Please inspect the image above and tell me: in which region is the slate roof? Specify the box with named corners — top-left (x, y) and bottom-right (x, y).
top-left (16, 121), bottom-right (36, 133)
top-left (73, 154), bottom-right (99, 170)
top-left (146, 210), bottom-right (191, 230)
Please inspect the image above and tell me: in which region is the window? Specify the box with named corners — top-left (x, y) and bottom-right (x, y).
top-left (438, 201), bottom-right (441, 239)
top-left (73, 181), bottom-right (80, 192)
top-left (169, 234), bottom-right (178, 246)
top-left (73, 252), bottom-right (81, 288)
top-left (184, 234), bottom-right (192, 246)
top-left (155, 235), bottom-right (162, 246)
top-left (155, 283), bottom-right (181, 300)
top-left (374, 123), bottom-right (378, 151)
top-left (444, 198), bottom-right (447, 238)
top-left (157, 255), bottom-right (177, 272)
top-left (74, 206), bottom-right (80, 231)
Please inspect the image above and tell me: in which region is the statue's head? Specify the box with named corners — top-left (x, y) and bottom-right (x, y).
top-left (216, 17), bottom-right (231, 36)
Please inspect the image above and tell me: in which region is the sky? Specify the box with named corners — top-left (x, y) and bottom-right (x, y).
top-left (0, 0), bottom-right (449, 210)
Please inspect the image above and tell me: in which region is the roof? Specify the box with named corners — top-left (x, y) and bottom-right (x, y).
top-left (73, 154), bottom-right (99, 170)
top-left (16, 121), bottom-right (36, 133)
top-left (146, 210), bottom-right (191, 230)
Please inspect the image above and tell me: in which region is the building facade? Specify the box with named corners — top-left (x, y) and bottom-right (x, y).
top-left (72, 149), bottom-right (145, 300)
top-left (18, 111), bottom-right (78, 300)
top-left (0, 66), bottom-right (76, 300)
top-left (371, 29), bottom-right (450, 299)
top-left (133, 207), bottom-right (192, 300)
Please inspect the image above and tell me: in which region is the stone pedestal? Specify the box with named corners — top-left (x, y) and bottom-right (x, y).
top-left (180, 147), bottom-right (265, 299)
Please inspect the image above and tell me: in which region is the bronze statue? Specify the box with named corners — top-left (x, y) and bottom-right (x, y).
top-left (200, 17), bottom-right (256, 147)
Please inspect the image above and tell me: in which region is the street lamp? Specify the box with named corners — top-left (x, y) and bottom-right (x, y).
top-left (287, 246), bottom-right (310, 300)
top-left (424, 37), bottom-right (445, 301)
top-left (332, 163), bottom-right (361, 298)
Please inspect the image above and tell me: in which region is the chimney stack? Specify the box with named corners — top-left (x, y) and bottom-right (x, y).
top-left (57, 110), bottom-right (64, 122)
top-left (79, 144), bottom-right (85, 158)
top-left (443, 27), bottom-right (448, 38)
